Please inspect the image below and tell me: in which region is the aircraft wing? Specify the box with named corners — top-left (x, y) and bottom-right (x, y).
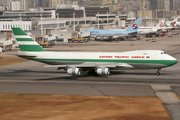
top-left (157, 28), bottom-right (163, 32)
top-left (128, 31), bottom-right (138, 35)
top-left (44, 63), bottom-right (134, 70)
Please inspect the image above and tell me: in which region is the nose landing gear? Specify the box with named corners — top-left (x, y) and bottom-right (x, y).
top-left (156, 69), bottom-right (161, 76)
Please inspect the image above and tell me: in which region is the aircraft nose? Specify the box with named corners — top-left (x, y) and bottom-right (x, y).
top-left (173, 59), bottom-right (178, 65)
top-left (170, 57), bottom-right (178, 66)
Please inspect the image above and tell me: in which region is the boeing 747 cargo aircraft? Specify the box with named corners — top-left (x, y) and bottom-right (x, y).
top-left (12, 28), bottom-right (178, 76)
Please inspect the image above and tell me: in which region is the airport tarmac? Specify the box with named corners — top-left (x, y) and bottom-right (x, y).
top-left (0, 35), bottom-right (180, 119)
top-left (0, 35), bottom-right (180, 95)
top-left (0, 59), bottom-right (180, 95)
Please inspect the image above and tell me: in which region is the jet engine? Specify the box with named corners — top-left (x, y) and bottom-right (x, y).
top-left (112, 36), bottom-right (119, 39)
top-left (102, 36), bottom-right (108, 40)
top-left (95, 36), bottom-right (109, 40)
top-left (96, 68), bottom-right (110, 75)
top-left (67, 68), bottom-right (81, 75)
top-left (95, 36), bottom-right (101, 41)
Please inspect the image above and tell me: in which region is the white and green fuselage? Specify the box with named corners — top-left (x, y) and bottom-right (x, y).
top-left (12, 28), bottom-right (178, 75)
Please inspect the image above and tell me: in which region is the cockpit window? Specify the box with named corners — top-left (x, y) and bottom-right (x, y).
top-left (161, 52), bottom-right (166, 54)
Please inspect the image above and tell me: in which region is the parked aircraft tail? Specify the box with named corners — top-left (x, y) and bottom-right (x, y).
top-left (125, 18), bottom-right (142, 31)
top-left (170, 17), bottom-right (178, 27)
top-left (12, 28), bottom-right (46, 52)
top-left (166, 17), bottom-right (179, 27)
top-left (156, 20), bottom-right (165, 28)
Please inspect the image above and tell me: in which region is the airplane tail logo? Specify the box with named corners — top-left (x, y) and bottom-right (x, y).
top-left (156, 20), bottom-right (165, 28)
top-left (170, 21), bottom-right (176, 27)
top-left (126, 18), bottom-right (142, 32)
top-left (159, 22), bottom-right (163, 28)
top-left (132, 24), bottom-right (138, 30)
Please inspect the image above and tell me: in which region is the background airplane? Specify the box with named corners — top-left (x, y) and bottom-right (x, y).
top-left (82, 18), bottom-right (142, 41)
top-left (161, 17), bottom-right (180, 32)
top-left (166, 17), bottom-right (179, 27)
top-left (138, 20), bottom-right (165, 36)
top-left (12, 28), bottom-right (178, 76)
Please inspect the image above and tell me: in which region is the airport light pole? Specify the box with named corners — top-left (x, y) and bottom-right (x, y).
top-left (131, 11), bottom-right (133, 23)
top-left (163, 10), bottom-right (165, 19)
top-left (40, 13), bottom-right (43, 35)
top-left (84, 10), bottom-right (86, 27)
top-left (19, 14), bottom-right (22, 21)
top-left (155, 9), bottom-right (157, 20)
top-left (106, 12), bottom-right (108, 26)
top-left (19, 13), bottom-right (22, 29)
top-left (73, 12), bottom-right (75, 32)
top-left (56, 13), bottom-right (59, 29)
top-left (118, 11), bottom-right (120, 27)
top-left (149, 12), bottom-right (150, 21)
top-left (97, 12), bottom-right (99, 29)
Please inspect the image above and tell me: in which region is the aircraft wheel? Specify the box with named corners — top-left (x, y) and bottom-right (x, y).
top-left (87, 70), bottom-right (96, 76)
top-left (156, 69), bottom-right (161, 76)
top-left (156, 72), bottom-right (160, 76)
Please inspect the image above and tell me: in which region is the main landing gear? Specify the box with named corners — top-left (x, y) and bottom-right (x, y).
top-left (87, 70), bottom-right (97, 76)
top-left (156, 69), bottom-right (161, 76)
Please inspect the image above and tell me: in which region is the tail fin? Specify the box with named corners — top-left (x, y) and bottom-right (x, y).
top-left (156, 20), bottom-right (165, 28)
top-left (170, 17), bottom-right (178, 27)
top-left (126, 18), bottom-right (142, 31)
top-left (12, 28), bottom-right (46, 52)
top-left (172, 17), bottom-right (178, 22)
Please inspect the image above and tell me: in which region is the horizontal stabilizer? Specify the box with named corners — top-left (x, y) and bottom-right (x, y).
top-left (17, 51), bottom-right (37, 57)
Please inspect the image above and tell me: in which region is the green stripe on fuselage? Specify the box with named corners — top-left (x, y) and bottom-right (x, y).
top-left (19, 45), bottom-right (46, 52)
top-left (30, 58), bottom-right (178, 66)
top-left (16, 38), bottom-right (34, 41)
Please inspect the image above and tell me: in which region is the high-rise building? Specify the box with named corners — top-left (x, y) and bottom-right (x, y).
top-left (164, 0), bottom-right (170, 10)
top-left (149, 0), bottom-right (159, 10)
top-left (149, 0), bottom-right (170, 10)
top-left (175, 0), bottom-right (180, 10)
top-left (139, 0), bottom-right (149, 10)
top-left (42, 0), bottom-right (50, 7)
top-left (38, 0), bottom-right (43, 7)
top-left (119, 0), bottom-right (140, 12)
top-left (170, 0), bottom-right (175, 10)
top-left (157, 0), bottom-right (164, 9)
top-left (0, 0), bottom-right (35, 10)
top-left (49, 0), bottom-right (61, 8)
top-left (0, 0), bottom-right (11, 9)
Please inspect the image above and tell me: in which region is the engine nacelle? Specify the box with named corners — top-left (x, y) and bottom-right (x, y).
top-left (96, 68), bottom-right (110, 75)
top-left (112, 36), bottom-right (119, 39)
top-left (102, 36), bottom-right (108, 40)
top-left (67, 68), bottom-right (81, 75)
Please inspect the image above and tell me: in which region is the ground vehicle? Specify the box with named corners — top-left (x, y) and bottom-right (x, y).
top-left (68, 32), bottom-right (89, 43)
top-left (0, 39), bottom-right (15, 52)
top-left (35, 35), bottom-right (55, 47)
top-left (168, 32), bottom-right (173, 37)
top-left (68, 38), bottom-right (89, 43)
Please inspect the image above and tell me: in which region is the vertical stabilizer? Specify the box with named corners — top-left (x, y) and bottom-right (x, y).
top-left (170, 17), bottom-right (178, 27)
top-left (126, 18), bottom-right (142, 31)
top-left (12, 28), bottom-right (46, 52)
top-left (156, 20), bottom-right (165, 28)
